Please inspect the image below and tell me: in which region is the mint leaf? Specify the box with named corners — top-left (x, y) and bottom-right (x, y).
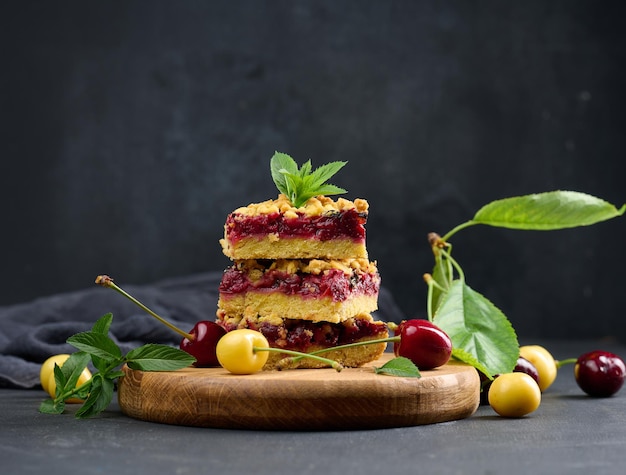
top-left (299, 159), bottom-right (312, 177)
top-left (57, 351), bottom-right (91, 395)
top-left (433, 280), bottom-right (519, 377)
top-left (39, 398), bottom-right (65, 414)
top-left (107, 370), bottom-right (126, 379)
top-left (75, 375), bottom-right (114, 419)
top-left (89, 313), bottom-right (113, 373)
top-left (52, 364), bottom-right (67, 397)
top-left (307, 161), bottom-right (347, 189)
top-left (72, 383), bottom-right (91, 401)
top-left (313, 183), bottom-right (347, 196)
top-left (67, 331), bottom-right (123, 363)
top-left (269, 152), bottom-right (348, 207)
top-left (270, 152), bottom-right (299, 196)
top-left (41, 313), bottom-right (199, 419)
top-left (472, 191), bottom-right (626, 230)
top-left (126, 344), bottom-right (196, 371)
top-left (373, 356), bottom-right (421, 378)
top-left (283, 173), bottom-right (301, 204)
top-left (91, 312), bottom-right (113, 335)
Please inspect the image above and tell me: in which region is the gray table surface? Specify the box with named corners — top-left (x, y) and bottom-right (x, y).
top-left (2, 340), bottom-right (626, 475)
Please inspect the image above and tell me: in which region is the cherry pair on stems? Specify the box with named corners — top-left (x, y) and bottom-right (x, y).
top-left (95, 275), bottom-right (453, 372)
top-left (482, 345), bottom-right (625, 405)
top-left (95, 275), bottom-right (225, 367)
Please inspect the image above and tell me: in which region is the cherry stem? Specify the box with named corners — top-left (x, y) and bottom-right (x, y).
top-left (423, 273), bottom-right (445, 322)
top-left (53, 376), bottom-right (93, 403)
top-left (429, 233), bottom-right (454, 289)
top-left (441, 220), bottom-right (478, 242)
top-left (556, 358), bottom-right (577, 368)
top-left (253, 347), bottom-right (344, 372)
top-left (439, 247), bottom-right (465, 282)
top-left (94, 275), bottom-right (194, 341)
top-left (274, 335), bottom-right (401, 368)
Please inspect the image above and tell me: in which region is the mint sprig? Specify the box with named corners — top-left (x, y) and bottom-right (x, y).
top-left (270, 151), bottom-right (347, 207)
top-left (39, 313), bottom-right (196, 418)
top-left (427, 191), bottom-right (625, 378)
top-left (373, 356), bottom-right (421, 378)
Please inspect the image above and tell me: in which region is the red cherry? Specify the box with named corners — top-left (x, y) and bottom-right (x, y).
top-left (393, 319), bottom-right (452, 370)
top-left (180, 321), bottom-right (227, 367)
top-left (514, 356), bottom-right (540, 384)
top-left (574, 350), bottom-right (626, 397)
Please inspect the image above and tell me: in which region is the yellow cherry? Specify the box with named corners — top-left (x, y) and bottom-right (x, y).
top-left (519, 345), bottom-right (557, 392)
top-left (216, 329), bottom-right (270, 374)
top-left (488, 372), bottom-right (541, 417)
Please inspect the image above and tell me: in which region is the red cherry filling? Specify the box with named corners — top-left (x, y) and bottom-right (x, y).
top-left (219, 266), bottom-right (379, 301)
top-left (393, 319), bottom-right (452, 370)
top-left (179, 321), bottom-right (227, 367)
top-left (225, 209), bottom-right (367, 244)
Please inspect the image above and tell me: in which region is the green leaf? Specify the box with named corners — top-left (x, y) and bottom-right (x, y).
top-left (125, 344), bottom-right (196, 371)
top-left (107, 370), bottom-right (126, 379)
top-left (373, 356), bottom-right (421, 378)
top-left (39, 313), bottom-right (199, 419)
top-left (39, 398), bottom-right (65, 415)
top-left (472, 191), bottom-right (626, 230)
top-left (75, 375), bottom-right (114, 419)
top-left (270, 152), bottom-right (298, 196)
top-left (89, 314), bottom-right (114, 373)
top-left (307, 161), bottom-right (347, 188)
top-left (433, 280), bottom-right (519, 377)
top-left (314, 183), bottom-right (348, 196)
top-left (57, 351), bottom-right (91, 395)
top-left (299, 159), bottom-right (312, 177)
top-left (450, 347), bottom-right (492, 379)
top-left (91, 313), bottom-right (113, 335)
top-left (269, 152), bottom-right (348, 207)
top-left (67, 331), bottom-right (123, 363)
top-left (72, 383), bottom-right (91, 401)
top-left (52, 364), bottom-right (66, 397)
top-left (283, 173), bottom-right (302, 205)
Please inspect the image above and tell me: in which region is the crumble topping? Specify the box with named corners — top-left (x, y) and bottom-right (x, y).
top-left (232, 194), bottom-right (369, 218)
top-left (235, 258), bottom-right (378, 278)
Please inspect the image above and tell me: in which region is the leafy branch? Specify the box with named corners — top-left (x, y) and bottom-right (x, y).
top-left (428, 191), bottom-right (625, 378)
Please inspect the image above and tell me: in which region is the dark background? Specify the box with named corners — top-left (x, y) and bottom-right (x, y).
top-left (1, 1), bottom-right (624, 341)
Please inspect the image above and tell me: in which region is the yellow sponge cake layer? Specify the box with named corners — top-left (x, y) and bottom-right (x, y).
top-left (218, 258), bottom-right (380, 324)
top-left (221, 236), bottom-right (367, 261)
top-left (219, 293), bottom-right (378, 325)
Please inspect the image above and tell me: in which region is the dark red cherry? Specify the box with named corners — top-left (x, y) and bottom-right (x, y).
top-left (514, 356), bottom-right (540, 384)
top-left (393, 319), bottom-right (452, 370)
top-left (180, 321), bottom-right (227, 367)
top-left (574, 350), bottom-right (626, 397)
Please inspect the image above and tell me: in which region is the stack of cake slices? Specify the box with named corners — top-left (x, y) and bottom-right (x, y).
top-left (217, 193), bottom-right (388, 369)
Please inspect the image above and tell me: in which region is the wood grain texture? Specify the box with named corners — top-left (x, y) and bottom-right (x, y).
top-left (117, 354), bottom-right (480, 430)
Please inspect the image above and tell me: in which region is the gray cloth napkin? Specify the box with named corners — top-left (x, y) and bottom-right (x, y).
top-left (0, 272), bottom-right (404, 388)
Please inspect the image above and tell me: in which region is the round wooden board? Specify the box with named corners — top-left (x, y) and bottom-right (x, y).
top-left (117, 354), bottom-right (480, 431)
